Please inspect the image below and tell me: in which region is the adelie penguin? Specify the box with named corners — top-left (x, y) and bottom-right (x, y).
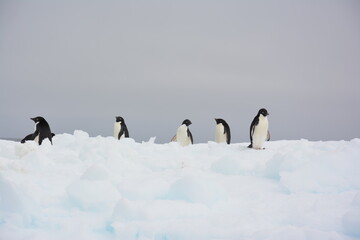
top-left (215, 118), bottom-right (231, 144)
top-left (171, 119), bottom-right (193, 146)
top-left (114, 116), bottom-right (129, 140)
top-left (248, 108), bottom-right (270, 150)
top-left (21, 116), bottom-right (54, 145)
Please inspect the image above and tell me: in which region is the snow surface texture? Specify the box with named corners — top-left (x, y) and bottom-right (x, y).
top-left (0, 130), bottom-right (360, 240)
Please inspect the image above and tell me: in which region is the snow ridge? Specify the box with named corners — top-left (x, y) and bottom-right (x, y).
top-left (0, 130), bottom-right (360, 240)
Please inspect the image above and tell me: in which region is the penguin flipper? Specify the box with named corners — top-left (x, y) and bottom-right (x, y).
top-left (249, 124), bottom-right (255, 147)
top-left (187, 129), bottom-right (193, 144)
top-left (48, 133), bottom-right (53, 145)
top-left (124, 125), bottom-right (129, 138)
top-left (249, 116), bottom-right (258, 147)
top-left (266, 131), bottom-right (270, 141)
top-left (21, 133), bottom-right (34, 143)
top-left (171, 135), bottom-right (177, 142)
top-left (38, 134), bottom-right (43, 145)
top-left (224, 122), bottom-right (231, 144)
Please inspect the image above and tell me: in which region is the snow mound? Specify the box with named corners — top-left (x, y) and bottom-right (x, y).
top-left (165, 176), bottom-right (228, 205)
top-left (0, 132), bottom-right (359, 240)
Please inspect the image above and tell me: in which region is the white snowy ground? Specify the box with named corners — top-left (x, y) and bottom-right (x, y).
top-left (0, 131), bottom-right (360, 240)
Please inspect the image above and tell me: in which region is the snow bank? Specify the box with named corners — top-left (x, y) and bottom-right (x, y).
top-left (0, 131), bottom-right (360, 240)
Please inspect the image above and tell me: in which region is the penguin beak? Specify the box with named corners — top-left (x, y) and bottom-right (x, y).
top-left (30, 117), bottom-right (35, 121)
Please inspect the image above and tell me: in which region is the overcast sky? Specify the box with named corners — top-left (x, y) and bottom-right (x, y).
top-left (1, 0), bottom-right (359, 143)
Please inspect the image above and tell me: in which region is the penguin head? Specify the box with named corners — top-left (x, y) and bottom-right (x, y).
top-left (215, 118), bottom-right (226, 125)
top-left (258, 108), bottom-right (269, 117)
top-left (31, 116), bottom-right (45, 123)
top-left (182, 119), bottom-right (192, 126)
top-left (115, 116), bottom-right (125, 123)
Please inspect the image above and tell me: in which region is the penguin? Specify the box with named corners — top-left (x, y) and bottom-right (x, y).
top-left (248, 108), bottom-right (270, 149)
top-left (113, 116), bottom-right (129, 140)
top-left (215, 118), bottom-right (231, 144)
top-left (172, 119), bottom-right (193, 146)
top-left (21, 116), bottom-right (53, 145)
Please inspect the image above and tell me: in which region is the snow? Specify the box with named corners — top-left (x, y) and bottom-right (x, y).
top-left (0, 130), bottom-right (360, 240)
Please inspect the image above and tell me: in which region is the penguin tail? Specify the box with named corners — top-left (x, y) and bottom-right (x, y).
top-left (248, 144), bottom-right (253, 148)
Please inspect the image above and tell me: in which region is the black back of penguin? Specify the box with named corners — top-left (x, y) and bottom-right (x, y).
top-left (248, 108), bottom-right (269, 149)
top-left (215, 118), bottom-right (231, 144)
top-left (187, 126), bottom-right (193, 145)
top-left (21, 116), bottom-right (53, 145)
top-left (183, 119), bottom-right (193, 144)
top-left (114, 116), bottom-right (129, 139)
top-left (173, 119), bottom-right (193, 146)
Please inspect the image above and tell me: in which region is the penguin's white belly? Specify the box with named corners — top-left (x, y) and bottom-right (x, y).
top-left (215, 124), bottom-right (227, 143)
top-left (252, 117), bottom-right (268, 149)
top-left (34, 122), bottom-right (39, 143)
top-left (34, 134), bottom-right (40, 144)
top-left (114, 122), bottom-right (124, 139)
top-left (176, 125), bottom-right (191, 146)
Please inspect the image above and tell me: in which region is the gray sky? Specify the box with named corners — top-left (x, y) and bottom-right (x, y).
top-left (1, 0), bottom-right (359, 143)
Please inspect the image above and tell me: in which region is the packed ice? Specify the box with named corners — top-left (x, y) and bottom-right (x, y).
top-left (0, 130), bottom-right (360, 239)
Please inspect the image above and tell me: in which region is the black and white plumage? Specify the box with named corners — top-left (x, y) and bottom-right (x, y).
top-left (21, 116), bottom-right (54, 145)
top-left (172, 119), bottom-right (193, 146)
top-left (114, 116), bottom-right (129, 140)
top-left (248, 108), bottom-right (270, 149)
top-left (215, 118), bottom-right (231, 144)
